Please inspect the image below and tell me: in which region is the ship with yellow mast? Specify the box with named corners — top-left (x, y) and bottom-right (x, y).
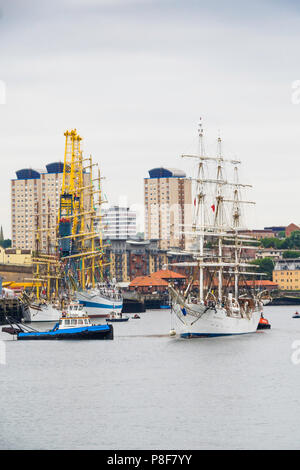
top-left (20, 197), bottom-right (67, 321)
top-left (21, 129), bottom-right (122, 321)
top-left (59, 129), bottom-right (123, 318)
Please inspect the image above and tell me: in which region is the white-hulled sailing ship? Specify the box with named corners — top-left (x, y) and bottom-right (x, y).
top-left (75, 281), bottom-right (123, 318)
top-left (168, 120), bottom-right (270, 338)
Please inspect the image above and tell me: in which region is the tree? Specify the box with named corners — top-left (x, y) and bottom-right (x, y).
top-left (283, 251), bottom-right (300, 259)
top-left (251, 257), bottom-right (275, 280)
top-left (0, 239), bottom-right (11, 249)
top-left (289, 230), bottom-right (300, 248)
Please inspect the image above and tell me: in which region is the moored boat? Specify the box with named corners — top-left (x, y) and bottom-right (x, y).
top-left (23, 301), bottom-right (63, 322)
top-left (106, 311), bottom-right (129, 322)
top-left (76, 283), bottom-right (123, 318)
top-left (2, 303), bottom-right (113, 340)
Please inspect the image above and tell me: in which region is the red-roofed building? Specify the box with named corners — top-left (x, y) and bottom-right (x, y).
top-left (152, 269), bottom-right (187, 281)
top-left (241, 280), bottom-right (278, 291)
top-left (129, 269), bottom-right (187, 293)
top-left (285, 223), bottom-right (300, 237)
top-left (129, 274), bottom-right (169, 293)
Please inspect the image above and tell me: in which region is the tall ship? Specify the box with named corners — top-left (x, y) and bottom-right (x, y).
top-left (168, 120), bottom-right (269, 338)
top-left (21, 200), bottom-right (68, 322)
top-left (22, 129), bottom-right (123, 321)
top-left (58, 129), bottom-right (123, 318)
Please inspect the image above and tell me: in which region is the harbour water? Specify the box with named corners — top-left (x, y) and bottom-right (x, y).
top-left (1, 305), bottom-right (300, 450)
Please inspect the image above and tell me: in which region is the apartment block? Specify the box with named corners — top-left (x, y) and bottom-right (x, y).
top-left (11, 162), bottom-right (93, 252)
top-left (11, 163), bottom-right (64, 252)
top-left (103, 206), bottom-right (136, 240)
top-left (144, 167), bottom-right (192, 250)
top-left (273, 259), bottom-right (300, 291)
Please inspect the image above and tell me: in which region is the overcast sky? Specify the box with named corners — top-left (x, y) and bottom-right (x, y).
top-left (0, 0), bottom-right (300, 236)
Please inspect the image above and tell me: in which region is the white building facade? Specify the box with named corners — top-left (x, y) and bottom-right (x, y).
top-left (102, 206), bottom-right (137, 240)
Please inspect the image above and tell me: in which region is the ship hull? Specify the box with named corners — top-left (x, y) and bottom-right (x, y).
top-left (76, 291), bottom-right (123, 318)
top-left (172, 303), bottom-right (261, 338)
top-left (17, 324), bottom-right (114, 340)
top-left (24, 304), bottom-right (62, 322)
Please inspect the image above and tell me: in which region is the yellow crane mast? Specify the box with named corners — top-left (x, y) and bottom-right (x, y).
top-left (58, 129), bottom-right (107, 290)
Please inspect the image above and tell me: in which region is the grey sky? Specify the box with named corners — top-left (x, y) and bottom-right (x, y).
top-left (0, 0), bottom-right (300, 236)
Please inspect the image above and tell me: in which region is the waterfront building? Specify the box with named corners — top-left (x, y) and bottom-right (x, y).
top-left (144, 167), bottom-right (192, 250)
top-left (103, 238), bottom-right (193, 282)
top-left (129, 269), bottom-right (187, 293)
top-left (103, 238), bottom-right (164, 282)
top-left (102, 206), bottom-right (136, 240)
top-left (264, 226), bottom-right (286, 237)
top-left (273, 259), bottom-right (300, 291)
top-left (285, 223), bottom-right (300, 237)
top-left (255, 248), bottom-right (284, 260)
top-left (0, 247), bottom-right (32, 265)
top-left (11, 163), bottom-right (63, 251)
top-left (238, 229), bottom-right (275, 240)
top-left (264, 223), bottom-right (300, 238)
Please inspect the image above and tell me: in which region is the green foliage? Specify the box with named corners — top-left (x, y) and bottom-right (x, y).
top-left (282, 251), bottom-right (300, 259)
top-left (251, 257), bottom-right (274, 280)
top-left (278, 231), bottom-right (286, 238)
top-left (260, 231), bottom-right (300, 250)
top-left (0, 239), bottom-right (11, 249)
top-left (1, 239), bottom-right (11, 248)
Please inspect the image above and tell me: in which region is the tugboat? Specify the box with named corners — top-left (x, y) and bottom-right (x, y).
top-left (2, 303), bottom-right (113, 340)
top-left (106, 311), bottom-right (129, 323)
top-left (257, 313), bottom-right (271, 330)
top-left (293, 311), bottom-right (300, 319)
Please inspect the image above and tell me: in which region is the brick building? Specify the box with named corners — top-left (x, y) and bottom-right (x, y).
top-left (103, 238), bottom-right (193, 283)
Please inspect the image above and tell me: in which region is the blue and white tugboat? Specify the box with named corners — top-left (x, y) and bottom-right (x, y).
top-left (2, 303), bottom-right (113, 340)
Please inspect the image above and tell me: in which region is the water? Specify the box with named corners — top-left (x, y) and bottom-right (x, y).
top-left (1, 306), bottom-right (300, 450)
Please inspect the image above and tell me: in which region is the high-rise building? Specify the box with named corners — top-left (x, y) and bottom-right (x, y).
top-left (11, 163), bottom-right (64, 251)
top-left (102, 206), bottom-right (137, 240)
top-left (144, 167), bottom-right (192, 250)
top-left (11, 162), bottom-right (91, 252)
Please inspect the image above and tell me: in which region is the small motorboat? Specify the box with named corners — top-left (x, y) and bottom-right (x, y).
top-left (293, 311), bottom-right (300, 319)
top-left (2, 303), bottom-right (114, 340)
top-left (106, 311), bottom-right (129, 323)
top-left (257, 314), bottom-right (271, 330)
top-left (132, 314), bottom-right (140, 319)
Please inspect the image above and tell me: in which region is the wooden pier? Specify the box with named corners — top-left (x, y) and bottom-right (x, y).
top-left (0, 298), bottom-right (23, 325)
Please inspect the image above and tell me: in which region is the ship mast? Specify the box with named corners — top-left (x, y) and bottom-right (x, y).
top-left (196, 118), bottom-right (205, 303)
top-left (58, 129), bottom-right (107, 292)
top-left (215, 135), bottom-right (225, 304)
top-left (170, 122), bottom-right (265, 308)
